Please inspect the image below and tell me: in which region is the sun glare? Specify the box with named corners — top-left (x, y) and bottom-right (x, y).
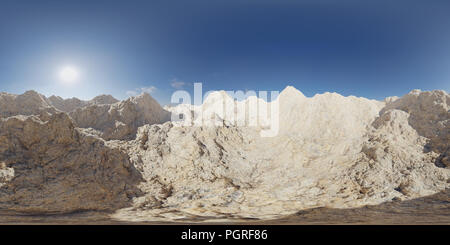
top-left (59, 66), bottom-right (79, 83)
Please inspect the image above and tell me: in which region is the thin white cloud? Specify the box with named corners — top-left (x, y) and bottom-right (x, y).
top-left (125, 90), bottom-right (137, 97)
top-left (170, 78), bottom-right (187, 89)
top-left (141, 86), bottom-right (157, 94)
top-left (126, 86), bottom-right (157, 97)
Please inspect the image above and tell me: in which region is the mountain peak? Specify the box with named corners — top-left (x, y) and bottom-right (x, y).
top-left (279, 86), bottom-right (306, 99)
top-left (90, 94), bottom-right (118, 105)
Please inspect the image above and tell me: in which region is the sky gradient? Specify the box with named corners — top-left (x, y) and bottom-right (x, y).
top-left (0, 0), bottom-right (449, 104)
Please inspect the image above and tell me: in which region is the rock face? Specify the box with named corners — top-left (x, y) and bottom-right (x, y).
top-left (381, 90), bottom-right (450, 167)
top-left (113, 88), bottom-right (450, 221)
top-left (0, 91), bottom-right (170, 141)
top-left (46, 94), bottom-right (119, 112)
top-left (0, 91), bottom-right (57, 117)
top-left (354, 109), bottom-right (448, 201)
top-left (0, 91), bottom-right (119, 117)
top-left (69, 93), bottom-right (171, 140)
top-left (0, 113), bottom-right (142, 213)
top-left (0, 87), bottom-right (449, 221)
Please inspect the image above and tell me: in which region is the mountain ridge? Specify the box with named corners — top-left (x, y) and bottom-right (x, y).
top-left (0, 86), bottom-right (448, 221)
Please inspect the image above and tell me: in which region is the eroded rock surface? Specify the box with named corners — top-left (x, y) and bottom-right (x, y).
top-left (0, 90), bottom-right (57, 117)
top-left (113, 88), bottom-right (450, 221)
top-left (0, 87), bottom-right (448, 222)
top-left (69, 93), bottom-right (171, 140)
top-left (0, 113), bottom-right (142, 213)
top-left (46, 94), bottom-right (119, 112)
top-left (381, 90), bottom-right (450, 167)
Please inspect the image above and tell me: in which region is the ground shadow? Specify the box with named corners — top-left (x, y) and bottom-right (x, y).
top-left (0, 188), bottom-right (449, 224)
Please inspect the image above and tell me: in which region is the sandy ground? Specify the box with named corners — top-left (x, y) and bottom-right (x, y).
top-left (0, 188), bottom-right (448, 225)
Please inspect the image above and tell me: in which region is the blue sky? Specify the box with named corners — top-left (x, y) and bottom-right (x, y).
top-left (0, 0), bottom-right (449, 104)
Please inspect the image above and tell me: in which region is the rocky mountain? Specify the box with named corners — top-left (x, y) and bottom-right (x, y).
top-left (46, 94), bottom-right (119, 112)
top-left (0, 90), bottom-right (119, 117)
top-left (0, 91), bottom-right (170, 140)
top-left (0, 87), bottom-right (448, 222)
top-left (69, 93), bottom-right (171, 140)
top-left (114, 88), bottom-right (450, 221)
top-left (0, 90), bottom-right (57, 117)
top-left (0, 112), bottom-right (142, 213)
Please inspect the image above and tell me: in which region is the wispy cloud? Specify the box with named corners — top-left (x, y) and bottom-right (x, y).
top-left (126, 86), bottom-right (157, 97)
top-left (141, 86), bottom-right (157, 94)
top-left (170, 78), bottom-right (188, 89)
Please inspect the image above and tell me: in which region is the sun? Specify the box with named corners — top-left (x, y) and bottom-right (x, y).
top-left (59, 66), bottom-right (79, 83)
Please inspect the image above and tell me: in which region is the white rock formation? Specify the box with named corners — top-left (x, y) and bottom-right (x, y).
top-left (113, 87), bottom-right (450, 221)
top-left (46, 94), bottom-right (119, 112)
top-left (0, 90), bottom-right (119, 118)
top-left (0, 90), bottom-right (57, 117)
top-left (0, 113), bottom-right (142, 213)
top-left (381, 89), bottom-right (449, 165)
top-left (0, 87), bottom-right (448, 222)
top-left (69, 93), bottom-right (171, 140)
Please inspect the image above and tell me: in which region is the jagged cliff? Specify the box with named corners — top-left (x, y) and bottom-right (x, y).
top-left (0, 87), bottom-right (448, 221)
top-left (0, 113), bottom-right (142, 213)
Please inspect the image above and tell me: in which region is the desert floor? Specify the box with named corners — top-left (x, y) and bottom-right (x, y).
top-left (1, 188), bottom-right (448, 225)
